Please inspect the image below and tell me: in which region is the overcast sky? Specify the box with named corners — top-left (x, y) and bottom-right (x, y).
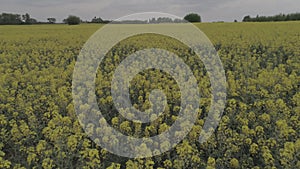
top-left (1, 0), bottom-right (300, 22)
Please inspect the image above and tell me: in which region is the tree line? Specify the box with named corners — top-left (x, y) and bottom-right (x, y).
top-left (2, 12), bottom-right (300, 25)
top-left (0, 13), bottom-right (201, 25)
top-left (0, 13), bottom-right (37, 25)
top-left (243, 13), bottom-right (300, 22)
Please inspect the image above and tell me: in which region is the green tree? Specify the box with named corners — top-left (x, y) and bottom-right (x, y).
top-left (21, 13), bottom-right (37, 24)
top-left (47, 18), bottom-right (56, 24)
top-left (91, 16), bottom-right (103, 23)
top-left (0, 13), bottom-right (23, 25)
top-left (63, 15), bottom-right (81, 25)
top-left (22, 13), bottom-right (30, 23)
top-left (184, 13), bottom-right (201, 22)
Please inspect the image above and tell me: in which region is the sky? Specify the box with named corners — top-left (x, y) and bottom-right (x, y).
top-left (1, 0), bottom-right (300, 22)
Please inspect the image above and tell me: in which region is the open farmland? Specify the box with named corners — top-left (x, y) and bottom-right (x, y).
top-left (0, 22), bottom-right (299, 168)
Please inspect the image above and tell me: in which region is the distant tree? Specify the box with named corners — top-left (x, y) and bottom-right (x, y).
top-left (0, 13), bottom-right (23, 25)
top-left (243, 13), bottom-right (300, 22)
top-left (47, 18), bottom-right (56, 24)
top-left (234, 19), bottom-right (238, 22)
top-left (22, 13), bottom-right (30, 23)
top-left (184, 13), bottom-right (201, 22)
top-left (21, 13), bottom-right (37, 24)
top-left (27, 18), bottom-right (37, 24)
top-left (63, 15), bottom-right (81, 25)
top-left (0, 13), bottom-right (38, 25)
top-left (242, 15), bottom-right (251, 22)
top-left (156, 17), bottom-right (173, 23)
top-left (174, 18), bottom-right (186, 23)
top-left (91, 17), bottom-right (103, 23)
top-left (149, 18), bottom-right (156, 23)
